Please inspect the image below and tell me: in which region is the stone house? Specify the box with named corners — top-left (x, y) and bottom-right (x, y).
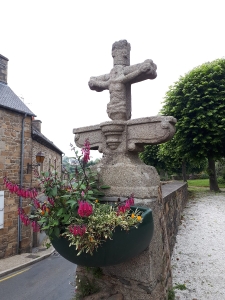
top-left (0, 54), bottom-right (64, 259)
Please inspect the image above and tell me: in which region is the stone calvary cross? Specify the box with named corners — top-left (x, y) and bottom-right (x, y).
top-left (73, 39), bottom-right (176, 157)
top-left (88, 40), bottom-right (157, 121)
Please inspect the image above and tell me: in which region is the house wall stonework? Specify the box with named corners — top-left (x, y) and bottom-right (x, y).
top-left (0, 109), bottom-right (63, 258)
top-left (31, 140), bottom-right (62, 188)
top-left (0, 54), bottom-right (8, 84)
top-left (0, 109), bottom-right (33, 258)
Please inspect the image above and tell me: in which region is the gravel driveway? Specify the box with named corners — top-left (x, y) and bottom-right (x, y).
top-left (171, 190), bottom-right (225, 300)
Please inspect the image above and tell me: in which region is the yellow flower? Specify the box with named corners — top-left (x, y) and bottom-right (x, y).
top-left (137, 216), bottom-right (142, 222)
top-left (131, 213), bottom-right (135, 219)
top-left (95, 199), bottom-right (99, 203)
top-left (89, 236), bottom-right (94, 242)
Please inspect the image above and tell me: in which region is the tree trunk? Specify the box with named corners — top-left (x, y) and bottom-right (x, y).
top-left (182, 161), bottom-right (187, 182)
top-left (208, 157), bottom-right (220, 192)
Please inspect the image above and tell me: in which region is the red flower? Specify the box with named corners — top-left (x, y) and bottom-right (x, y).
top-left (69, 225), bottom-right (86, 236)
top-left (78, 201), bottom-right (93, 217)
top-left (18, 208), bottom-right (30, 226)
top-left (81, 139), bottom-right (90, 163)
top-left (48, 197), bottom-right (55, 206)
top-left (33, 198), bottom-right (41, 209)
top-left (31, 221), bottom-right (40, 232)
top-left (117, 196), bottom-right (134, 214)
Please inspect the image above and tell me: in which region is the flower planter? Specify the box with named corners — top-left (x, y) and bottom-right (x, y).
top-left (50, 206), bottom-right (154, 267)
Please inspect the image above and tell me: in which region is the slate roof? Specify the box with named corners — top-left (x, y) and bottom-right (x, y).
top-left (0, 82), bottom-right (36, 116)
top-left (32, 126), bottom-right (64, 155)
top-left (0, 81), bottom-right (63, 154)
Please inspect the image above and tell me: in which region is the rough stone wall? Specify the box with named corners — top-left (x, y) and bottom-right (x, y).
top-left (76, 182), bottom-right (188, 300)
top-left (76, 192), bottom-right (172, 300)
top-left (0, 109), bottom-right (33, 258)
top-left (31, 140), bottom-right (62, 189)
top-left (161, 182), bottom-right (188, 254)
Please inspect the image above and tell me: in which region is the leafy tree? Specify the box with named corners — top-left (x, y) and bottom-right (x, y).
top-left (62, 156), bottom-right (101, 175)
top-left (139, 145), bottom-right (165, 173)
top-left (140, 142), bottom-right (207, 181)
top-left (161, 58), bottom-right (225, 191)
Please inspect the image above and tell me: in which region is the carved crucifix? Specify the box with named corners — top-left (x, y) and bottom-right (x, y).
top-left (88, 40), bottom-right (157, 121)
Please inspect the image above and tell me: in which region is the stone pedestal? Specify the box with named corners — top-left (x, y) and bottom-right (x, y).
top-left (75, 149), bottom-right (172, 299)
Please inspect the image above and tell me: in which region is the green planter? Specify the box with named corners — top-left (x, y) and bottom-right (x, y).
top-left (50, 206), bottom-right (154, 267)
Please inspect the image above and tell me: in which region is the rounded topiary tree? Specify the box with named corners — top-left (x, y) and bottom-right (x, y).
top-left (161, 58), bottom-right (225, 191)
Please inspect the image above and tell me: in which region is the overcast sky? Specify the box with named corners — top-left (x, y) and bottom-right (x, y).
top-left (1, 0), bottom-right (224, 159)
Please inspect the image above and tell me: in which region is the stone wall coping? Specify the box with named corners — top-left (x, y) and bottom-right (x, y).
top-left (161, 181), bottom-right (187, 199)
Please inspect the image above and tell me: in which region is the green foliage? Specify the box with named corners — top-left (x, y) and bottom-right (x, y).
top-left (140, 142), bottom-right (207, 176)
top-left (174, 284), bottom-right (187, 290)
top-left (198, 173), bottom-right (209, 179)
top-left (217, 177), bottom-right (225, 184)
top-left (75, 275), bottom-right (99, 300)
top-left (64, 203), bottom-right (143, 255)
top-left (168, 288), bottom-right (175, 300)
top-left (86, 267), bottom-right (103, 279)
top-left (139, 145), bottom-right (165, 173)
top-left (216, 158), bottom-right (225, 178)
top-left (62, 156), bottom-right (100, 175)
top-left (168, 283), bottom-right (187, 300)
top-left (5, 141), bottom-right (143, 256)
top-left (161, 58), bottom-right (225, 162)
top-left (33, 161), bottom-right (107, 237)
top-left (187, 178), bottom-right (225, 188)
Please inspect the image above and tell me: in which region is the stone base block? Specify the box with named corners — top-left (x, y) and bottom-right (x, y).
top-left (76, 196), bottom-right (172, 300)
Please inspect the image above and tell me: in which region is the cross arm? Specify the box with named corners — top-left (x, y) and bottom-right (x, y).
top-left (88, 74), bottom-right (110, 92)
top-left (123, 59), bottom-right (157, 84)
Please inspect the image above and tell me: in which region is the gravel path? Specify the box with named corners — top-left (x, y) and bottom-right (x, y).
top-left (171, 191), bottom-right (225, 300)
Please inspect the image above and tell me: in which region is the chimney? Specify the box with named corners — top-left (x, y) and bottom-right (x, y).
top-left (0, 54), bottom-right (9, 84)
top-left (32, 119), bottom-right (42, 132)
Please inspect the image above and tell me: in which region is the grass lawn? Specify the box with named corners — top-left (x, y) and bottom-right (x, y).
top-left (187, 178), bottom-right (225, 188)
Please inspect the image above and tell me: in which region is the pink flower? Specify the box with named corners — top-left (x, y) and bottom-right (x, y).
top-left (82, 139), bottom-right (90, 163)
top-left (41, 203), bottom-right (47, 211)
top-left (18, 208), bottom-right (30, 226)
top-left (13, 184), bottom-right (19, 193)
top-left (33, 198), bottom-right (41, 209)
top-left (117, 196), bottom-right (134, 214)
top-left (48, 197), bottom-right (55, 206)
top-left (126, 195), bottom-right (134, 207)
top-left (31, 221), bottom-right (40, 232)
top-left (117, 205), bottom-right (127, 214)
top-left (78, 201), bottom-right (93, 217)
top-left (69, 225), bottom-right (86, 236)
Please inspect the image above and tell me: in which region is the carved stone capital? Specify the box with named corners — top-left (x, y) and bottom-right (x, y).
top-left (73, 116), bottom-right (176, 156)
top-left (100, 121), bottom-right (126, 150)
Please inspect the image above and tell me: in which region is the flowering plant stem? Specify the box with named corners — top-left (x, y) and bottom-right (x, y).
top-left (4, 140), bottom-right (143, 255)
